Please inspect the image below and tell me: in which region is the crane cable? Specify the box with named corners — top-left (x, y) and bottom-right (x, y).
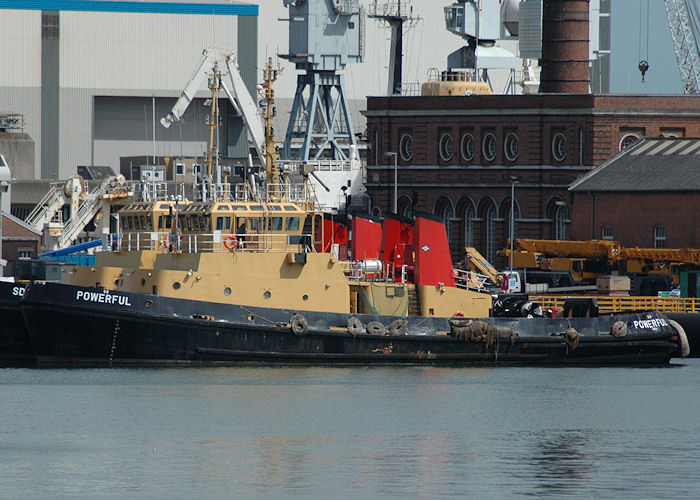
top-left (639, 0), bottom-right (650, 81)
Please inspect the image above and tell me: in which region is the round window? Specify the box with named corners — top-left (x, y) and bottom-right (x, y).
top-left (482, 133), bottom-right (497, 162)
top-left (439, 132), bottom-right (453, 162)
top-left (552, 133), bottom-right (567, 162)
top-left (619, 133), bottom-right (639, 151)
top-left (173, 281), bottom-right (181, 290)
top-left (224, 287), bottom-right (232, 296)
top-left (461, 133), bottom-right (475, 162)
top-left (399, 133), bottom-right (413, 161)
top-left (504, 133), bottom-right (518, 161)
top-left (263, 291), bottom-right (271, 299)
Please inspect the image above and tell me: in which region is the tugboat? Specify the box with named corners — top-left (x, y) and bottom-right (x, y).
top-left (19, 52), bottom-right (689, 366)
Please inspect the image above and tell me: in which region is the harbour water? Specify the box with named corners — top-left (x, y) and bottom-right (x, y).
top-left (2, 360), bottom-right (700, 498)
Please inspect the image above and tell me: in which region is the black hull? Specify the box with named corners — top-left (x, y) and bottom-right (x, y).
top-left (0, 281), bottom-right (34, 366)
top-left (20, 282), bottom-right (684, 366)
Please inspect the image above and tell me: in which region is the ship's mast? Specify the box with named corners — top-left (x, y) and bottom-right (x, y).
top-left (206, 66), bottom-right (221, 190)
top-left (262, 58), bottom-right (281, 200)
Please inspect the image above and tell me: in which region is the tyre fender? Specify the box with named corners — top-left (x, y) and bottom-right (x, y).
top-left (668, 318), bottom-right (690, 358)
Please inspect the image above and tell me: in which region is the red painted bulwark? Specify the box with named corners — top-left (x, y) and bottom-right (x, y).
top-left (351, 216), bottom-right (382, 261)
top-left (319, 215), bottom-right (349, 252)
top-left (414, 215), bottom-right (455, 287)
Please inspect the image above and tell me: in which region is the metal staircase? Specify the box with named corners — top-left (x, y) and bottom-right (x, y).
top-left (57, 176), bottom-right (127, 249)
top-left (24, 184), bottom-right (65, 231)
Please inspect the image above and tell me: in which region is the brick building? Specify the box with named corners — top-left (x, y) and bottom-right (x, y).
top-left (364, 94), bottom-right (700, 266)
top-left (1, 212), bottom-right (41, 277)
top-left (569, 137), bottom-right (700, 248)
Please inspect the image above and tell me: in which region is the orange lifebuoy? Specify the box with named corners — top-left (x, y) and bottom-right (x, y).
top-left (223, 234), bottom-right (238, 250)
top-left (452, 310), bottom-right (465, 317)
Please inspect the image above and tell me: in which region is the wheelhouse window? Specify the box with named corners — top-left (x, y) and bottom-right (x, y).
top-left (285, 217), bottom-right (300, 231)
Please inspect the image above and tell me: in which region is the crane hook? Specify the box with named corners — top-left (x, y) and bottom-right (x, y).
top-left (638, 60), bottom-right (650, 82)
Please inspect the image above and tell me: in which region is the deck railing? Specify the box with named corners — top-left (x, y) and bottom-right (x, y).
top-left (110, 231), bottom-right (313, 255)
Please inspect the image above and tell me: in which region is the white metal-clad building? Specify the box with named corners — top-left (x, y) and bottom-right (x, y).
top-left (0, 1), bottom-right (258, 181)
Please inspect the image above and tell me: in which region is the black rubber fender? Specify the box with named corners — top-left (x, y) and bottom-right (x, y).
top-left (611, 320), bottom-right (628, 338)
top-left (366, 321), bottom-right (386, 336)
top-left (290, 312), bottom-right (308, 336)
top-left (347, 315), bottom-right (365, 335)
top-left (388, 319), bottom-right (408, 335)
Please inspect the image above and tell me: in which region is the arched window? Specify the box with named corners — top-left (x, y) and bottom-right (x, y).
top-left (400, 133), bottom-right (414, 161)
top-left (555, 204), bottom-right (568, 240)
top-left (619, 133), bottom-right (639, 151)
top-left (483, 133), bottom-right (497, 162)
top-left (464, 205), bottom-right (475, 247)
top-left (443, 204), bottom-right (454, 244)
top-left (439, 132), bottom-right (453, 162)
top-left (485, 205), bottom-right (497, 263)
top-left (461, 133), bottom-right (475, 162)
top-left (552, 132), bottom-right (566, 162)
top-left (504, 133), bottom-right (518, 161)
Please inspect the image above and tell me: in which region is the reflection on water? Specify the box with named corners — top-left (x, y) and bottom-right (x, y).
top-left (528, 430), bottom-right (597, 494)
top-left (1, 363), bottom-right (700, 498)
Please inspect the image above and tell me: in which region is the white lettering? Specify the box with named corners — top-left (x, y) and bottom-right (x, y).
top-left (12, 286), bottom-right (25, 297)
top-left (632, 318), bottom-right (668, 330)
top-left (74, 289), bottom-right (131, 307)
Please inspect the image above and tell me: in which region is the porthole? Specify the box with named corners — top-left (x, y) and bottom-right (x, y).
top-left (504, 133), bottom-right (518, 161)
top-left (399, 133), bottom-right (413, 161)
top-left (302, 294), bottom-right (309, 301)
top-left (482, 133), bottom-right (497, 162)
top-left (439, 132), bottom-right (453, 162)
top-left (173, 281), bottom-right (181, 290)
top-left (619, 133), bottom-right (639, 151)
top-left (263, 290), bottom-right (271, 299)
top-left (114, 279), bottom-right (121, 287)
top-left (461, 133), bottom-right (475, 162)
top-left (224, 287), bottom-right (232, 296)
top-left (552, 133), bottom-right (567, 162)
top-left (144, 300), bottom-right (152, 308)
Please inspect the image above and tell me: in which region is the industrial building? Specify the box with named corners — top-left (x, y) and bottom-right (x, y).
top-left (0, 1), bottom-right (258, 183)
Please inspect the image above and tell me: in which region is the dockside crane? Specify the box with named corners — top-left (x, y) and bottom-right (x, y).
top-left (161, 46), bottom-right (272, 196)
top-left (664, 0), bottom-right (700, 93)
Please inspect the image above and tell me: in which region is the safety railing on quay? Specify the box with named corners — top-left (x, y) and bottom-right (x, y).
top-left (531, 295), bottom-right (700, 314)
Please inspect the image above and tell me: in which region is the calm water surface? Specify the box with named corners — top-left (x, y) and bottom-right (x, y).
top-left (1, 360), bottom-right (700, 498)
